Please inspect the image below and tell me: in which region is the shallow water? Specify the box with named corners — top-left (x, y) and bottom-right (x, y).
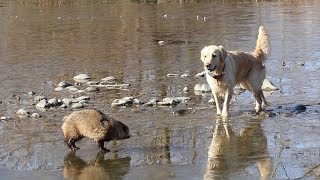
top-left (1, 0), bottom-right (320, 179)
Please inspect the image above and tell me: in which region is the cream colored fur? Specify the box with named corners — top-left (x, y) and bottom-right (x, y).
top-left (200, 26), bottom-right (270, 117)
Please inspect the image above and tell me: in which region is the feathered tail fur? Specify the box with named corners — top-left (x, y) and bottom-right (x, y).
top-left (252, 26), bottom-right (270, 62)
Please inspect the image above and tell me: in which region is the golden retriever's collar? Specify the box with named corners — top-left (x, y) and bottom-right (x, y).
top-left (208, 64), bottom-right (225, 80)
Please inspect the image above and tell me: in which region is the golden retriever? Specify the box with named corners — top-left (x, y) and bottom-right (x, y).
top-left (200, 26), bottom-right (270, 117)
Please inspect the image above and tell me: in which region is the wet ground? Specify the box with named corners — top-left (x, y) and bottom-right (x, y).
top-left (1, 0), bottom-right (320, 179)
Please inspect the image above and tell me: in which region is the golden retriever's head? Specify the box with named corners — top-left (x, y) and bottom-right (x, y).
top-left (200, 45), bottom-right (227, 72)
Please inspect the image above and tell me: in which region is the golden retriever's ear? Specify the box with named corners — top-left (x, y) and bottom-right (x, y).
top-left (218, 45), bottom-right (227, 61)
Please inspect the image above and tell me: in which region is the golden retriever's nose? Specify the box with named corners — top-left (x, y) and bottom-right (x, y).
top-left (205, 64), bottom-right (210, 69)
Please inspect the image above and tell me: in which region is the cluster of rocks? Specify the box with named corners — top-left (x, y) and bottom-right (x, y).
top-left (34, 95), bottom-right (91, 111)
top-left (111, 96), bottom-right (191, 107)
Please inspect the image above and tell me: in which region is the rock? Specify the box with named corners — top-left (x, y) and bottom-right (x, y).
top-left (54, 87), bottom-right (64, 92)
top-left (73, 74), bottom-right (91, 81)
top-left (208, 98), bottom-right (215, 105)
top-left (133, 98), bottom-right (144, 105)
top-left (76, 96), bottom-right (90, 101)
top-left (66, 86), bottom-right (78, 92)
top-left (62, 98), bottom-right (73, 106)
top-left (297, 62), bottom-right (305, 66)
top-left (34, 96), bottom-right (46, 101)
top-left (194, 84), bottom-right (202, 91)
top-left (266, 112), bottom-right (276, 117)
top-left (87, 81), bottom-right (100, 85)
top-left (183, 87), bottom-right (189, 92)
top-left (36, 99), bottom-right (50, 109)
top-left (111, 97), bottom-right (134, 107)
top-left (1, 116), bottom-right (12, 121)
top-left (158, 40), bottom-right (165, 46)
top-left (144, 98), bottom-right (160, 106)
top-left (195, 71), bottom-right (206, 78)
top-left (167, 73), bottom-right (180, 77)
top-left (262, 79), bottom-right (279, 91)
top-left (181, 74), bottom-right (190, 78)
top-left (101, 76), bottom-right (116, 82)
top-left (48, 98), bottom-right (61, 106)
top-left (77, 90), bottom-right (86, 93)
top-left (28, 91), bottom-right (35, 96)
top-left (57, 81), bottom-right (72, 88)
top-left (31, 113), bottom-right (41, 118)
top-left (157, 101), bottom-right (173, 106)
top-left (163, 97), bottom-right (191, 103)
top-left (71, 103), bottom-right (84, 109)
top-left (86, 86), bottom-right (100, 92)
top-left (16, 109), bottom-right (29, 118)
top-left (201, 84), bottom-right (211, 92)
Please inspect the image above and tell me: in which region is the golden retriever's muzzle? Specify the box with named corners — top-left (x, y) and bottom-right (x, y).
top-left (205, 64), bottom-right (217, 72)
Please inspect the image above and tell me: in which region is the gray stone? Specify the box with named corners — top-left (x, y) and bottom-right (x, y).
top-left (73, 74), bottom-right (91, 81)
top-left (86, 86), bottom-right (100, 92)
top-left (167, 73), bottom-right (180, 77)
top-left (133, 98), bottom-right (144, 105)
top-left (36, 99), bottom-right (50, 108)
top-left (87, 81), bottom-right (100, 85)
top-left (144, 98), bottom-right (160, 106)
top-left (62, 98), bottom-right (73, 106)
top-left (157, 101), bottom-right (173, 106)
top-left (208, 98), bottom-right (215, 105)
top-left (78, 100), bottom-right (89, 104)
top-left (66, 86), bottom-right (78, 92)
top-left (262, 79), bottom-right (279, 91)
top-left (34, 96), bottom-right (46, 101)
top-left (57, 81), bottom-right (72, 88)
top-left (195, 71), bottom-right (206, 78)
top-left (163, 97), bottom-right (191, 103)
top-left (28, 91), bottom-right (35, 96)
top-left (183, 87), bottom-right (189, 92)
top-left (16, 109), bottom-right (29, 118)
top-left (31, 113), bottom-right (41, 118)
top-left (1, 116), bottom-right (12, 121)
top-left (201, 84), bottom-right (211, 92)
top-left (194, 84), bottom-right (202, 91)
top-left (71, 103), bottom-right (84, 109)
top-left (101, 76), bottom-right (116, 82)
top-left (77, 90), bottom-right (86, 93)
top-left (48, 98), bottom-right (61, 106)
top-left (181, 73), bottom-right (190, 78)
top-left (76, 96), bottom-right (90, 101)
top-left (54, 87), bottom-right (64, 92)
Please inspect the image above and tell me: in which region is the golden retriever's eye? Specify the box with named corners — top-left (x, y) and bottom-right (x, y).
top-left (204, 55), bottom-right (207, 58)
top-left (212, 53), bottom-right (216, 57)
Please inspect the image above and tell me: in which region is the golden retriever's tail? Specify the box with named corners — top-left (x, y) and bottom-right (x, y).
top-left (252, 26), bottom-right (270, 62)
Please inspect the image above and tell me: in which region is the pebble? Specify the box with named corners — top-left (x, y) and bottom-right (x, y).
top-left (262, 79), bottom-right (279, 91)
top-left (48, 98), bottom-right (61, 106)
top-left (54, 87), bottom-right (64, 92)
top-left (144, 98), bottom-right (160, 106)
top-left (201, 84), bottom-right (211, 92)
top-left (167, 74), bottom-right (180, 77)
top-left (71, 103), bottom-right (84, 109)
top-left (62, 98), bottom-right (73, 106)
top-left (76, 96), bottom-right (90, 101)
top-left (158, 40), bottom-right (165, 46)
top-left (36, 99), bottom-right (50, 108)
top-left (28, 91), bottom-right (35, 96)
top-left (87, 81), bottom-right (100, 85)
top-left (195, 71), bottom-right (206, 78)
top-left (1, 116), bottom-right (12, 121)
top-left (34, 96), bottom-right (46, 101)
top-left (73, 74), bottom-right (91, 81)
top-left (86, 86), bottom-right (100, 92)
top-left (31, 113), bottom-right (41, 118)
top-left (183, 87), bottom-right (189, 92)
top-left (16, 109), bottom-right (29, 118)
top-left (66, 86), bottom-right (78, 92)
top-left (57, 81), bottom-right (72, 88)
top-left (208, 98), bottom-right (215, 105)
top-left (111, 97), bottom-right (134, 107)
top-left (181, 74), bottom-right (190, 78)
top-left (163, 97), bottom-right (191, 103)
top-left (101, 76), bottom-right (116, 82)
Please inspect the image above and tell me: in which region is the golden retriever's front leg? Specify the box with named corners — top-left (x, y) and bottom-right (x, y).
top-left (213, 93), bottom-right (222, 116)
top-left (221, 90), bottom-right (233, 117)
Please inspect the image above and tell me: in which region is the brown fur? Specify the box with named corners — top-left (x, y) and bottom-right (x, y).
top-left (200, 26), bottom-right (271, 117)
top-left (61, 109), bottom-right (130, 151)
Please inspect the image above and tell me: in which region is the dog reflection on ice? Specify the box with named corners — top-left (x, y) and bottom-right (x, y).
top-left (204, 117), bottom-right (272, 179)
